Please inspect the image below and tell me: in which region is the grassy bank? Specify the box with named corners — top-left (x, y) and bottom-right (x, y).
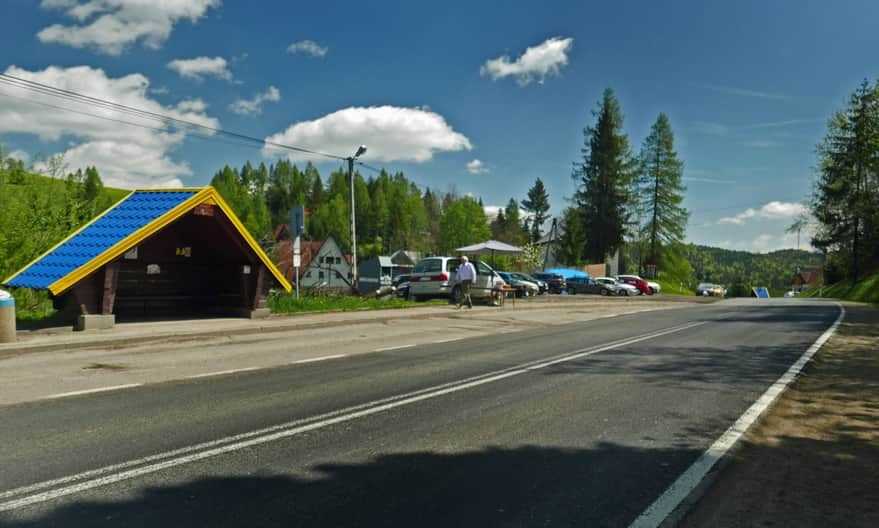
top-left (268, 292), bottom-right (447, 314)
top-left (800, 272), bottom-right (879, 305)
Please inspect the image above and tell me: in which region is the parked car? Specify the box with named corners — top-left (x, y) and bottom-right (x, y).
top-left (595, 276), bottom-right (639, 296)
top-left (497, 271), bottom-right (539, 297)
top-left (407, 256), bottom-right (505, 303)
top-left (567, 277), bottom-right (615, 296)
top-left (532, 272), bottom-right (567, 293)
top-left (695, 282), bottom-right (726, 297)
top-left (394, 274), bottom-right (411, 299)
top-left (510, 272), bottom-right (548, 294)
top-left (615, 275), bottom-right (651, 295)
top-left (617, 274), bottom-right (658, 295)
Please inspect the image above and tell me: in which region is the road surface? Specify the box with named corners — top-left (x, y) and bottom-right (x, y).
top-left (0, 298), bottom-right (841, 527)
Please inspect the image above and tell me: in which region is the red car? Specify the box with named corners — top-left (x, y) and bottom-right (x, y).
top-left (616, 275), bottom-right (650, 294)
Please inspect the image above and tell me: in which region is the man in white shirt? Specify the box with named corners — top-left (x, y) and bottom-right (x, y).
top-left (454, 255), bottom-right (477, 309)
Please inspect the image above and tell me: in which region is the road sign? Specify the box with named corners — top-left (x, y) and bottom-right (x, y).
top-left (293, 254), bottom-right (301, 268)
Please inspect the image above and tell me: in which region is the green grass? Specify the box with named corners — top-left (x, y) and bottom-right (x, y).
top-left (268, 292), bottom-right (447, 314)
top-left (800, 272), bottom-right (879, 305)
top-left (653, 278), bottom-right (695, 296)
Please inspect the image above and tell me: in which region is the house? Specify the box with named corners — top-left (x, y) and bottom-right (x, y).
top-left (792, 267), bottom-right (822, 292)
top-left (275, 237), bottom-right (321, 284)
top-left (2, 187), bottom-right (291, 329)
top-left (358, 256), bottom-right (397, 294)
top-left (389, 250), bottom-right (421, 274)
top-left (298, 236), bottom-right (352, 291)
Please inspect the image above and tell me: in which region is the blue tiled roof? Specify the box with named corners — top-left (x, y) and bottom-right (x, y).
top-left (5, 190), bottom-right (197, 290)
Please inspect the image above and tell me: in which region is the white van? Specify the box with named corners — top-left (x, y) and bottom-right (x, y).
top-left (407, 256), bottom-right (505, 303)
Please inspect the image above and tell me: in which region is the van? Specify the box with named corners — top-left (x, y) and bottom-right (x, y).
top-left (407, 257), bottom-right (505, 303)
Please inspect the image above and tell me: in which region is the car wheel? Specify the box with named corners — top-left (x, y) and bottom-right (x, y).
top-left (647, 288), bottom-right (654, 295)
top-left (599, 288), bottom-right (608, 296)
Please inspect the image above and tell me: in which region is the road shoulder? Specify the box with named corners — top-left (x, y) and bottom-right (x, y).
top-left (680, 302), bottom-right (879, 527)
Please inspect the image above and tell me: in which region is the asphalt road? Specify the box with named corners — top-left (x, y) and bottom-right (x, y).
top-left (0, 299), bottom-right (840, 527)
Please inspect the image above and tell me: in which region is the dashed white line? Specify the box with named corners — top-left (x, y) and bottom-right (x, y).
top-left (0, 321), bottom-right (705, 513)
top-left (290, 354), bottom-right (347, 364)
top-left (373, 344), bottom-right (415, 352)
top-left (186, 367), bottom-right (259, 379)
top-left (45, 384), bottom-right (142, 400)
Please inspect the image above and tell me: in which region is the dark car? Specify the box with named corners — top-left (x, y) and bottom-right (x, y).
top-left (510, 272), bottom-right (548, 294)
top-left (394, 274), bottom-right (411, 299)
top-left (532, 272), bottom-right (567, 293)
top-left (566, 277), bottom-right (615, 295)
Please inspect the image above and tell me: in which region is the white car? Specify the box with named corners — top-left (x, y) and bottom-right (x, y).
top-left (595, 277), bottom-right (639, 296)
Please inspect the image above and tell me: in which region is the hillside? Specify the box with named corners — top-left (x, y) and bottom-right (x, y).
top-left (684, 244), bottom-right (822, 294)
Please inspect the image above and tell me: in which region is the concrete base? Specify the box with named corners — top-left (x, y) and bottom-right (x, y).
top-left (75, 314), bottom-right (115, 331)
top-left (240, 308), bottom-right (271, 319)
top-left (0, 305), bottom-right (15, 343)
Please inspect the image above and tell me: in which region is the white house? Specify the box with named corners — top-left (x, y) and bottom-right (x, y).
top-left (299, 236), bottom-right (352, 291)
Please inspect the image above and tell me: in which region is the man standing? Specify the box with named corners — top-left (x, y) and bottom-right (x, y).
top-left (454, 255), bottom-right (476, 309)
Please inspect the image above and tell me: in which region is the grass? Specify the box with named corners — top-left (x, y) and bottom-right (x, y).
top-left (800, 272), bottom-right (879, 305)
top-left (268, 292), bottom-right (448, 314)
top-left (653, 278), bottom-right (695, 296)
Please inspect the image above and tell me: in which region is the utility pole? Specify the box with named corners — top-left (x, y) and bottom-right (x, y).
top-left (347, 145), bottom-right (367, 293)
top-left (542, 218), bottom-right (557, 270)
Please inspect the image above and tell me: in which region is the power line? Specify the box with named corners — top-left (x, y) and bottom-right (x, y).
top-left (0, 72), bottom-right (346, 161)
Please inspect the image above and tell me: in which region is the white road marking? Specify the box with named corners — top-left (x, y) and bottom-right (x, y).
top-left (373, 344), bottom-right (415, 352)
top-left (186, 367), bottom-right (259, 379)
top-left (290, 354), bottom-right (347, 364)
top-left (432, 338), bottom-right (460, 344)
top-left (44, 384), bottom-right (142, 400)
top-left (0, 321), bottom-right (705, 512)
top-left (629, 302), bottom-right (846, 528)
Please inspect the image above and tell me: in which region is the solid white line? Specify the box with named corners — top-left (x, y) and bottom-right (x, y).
top-left (432, 338), bottom-right (460, 344)
top-left (628, 303), bottom-right (846, 528)
top-left (45, 384), bottom-right (142, 400)
top-left (186, 367), bottom-right (259, 379)
top-left (290, 354), bottom-right (347, 364)
top-left (373, 344), bottom-right (415, 352)
top-left (0, 321), bottom-right (705, 512)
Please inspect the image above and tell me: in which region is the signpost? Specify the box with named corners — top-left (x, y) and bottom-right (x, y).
top-left (293, 235), bottom-right (301, 299)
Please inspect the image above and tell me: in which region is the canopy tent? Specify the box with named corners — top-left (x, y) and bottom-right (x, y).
top-left (544, 268), bottom-right (591, 280)
top-left (456, 240), bottom-right (524, 267)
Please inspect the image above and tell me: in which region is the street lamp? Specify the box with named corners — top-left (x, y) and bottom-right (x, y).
top-left (347, 145), bottom-right (367, 293)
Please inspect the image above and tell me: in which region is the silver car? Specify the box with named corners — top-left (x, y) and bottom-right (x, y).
top-left (407, 256), bottom-right (505, 302)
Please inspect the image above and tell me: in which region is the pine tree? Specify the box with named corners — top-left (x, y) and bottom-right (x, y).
top-left (813, 79), bottom-right (879, 281)
top-left (637, 113), bottom-right (688, 269)
top-left (556, 207), bottom-right (586, 266)
top-left (572, 88), bottom-right (636, 263)
top-left (522, 178), bottom-right (551, 242)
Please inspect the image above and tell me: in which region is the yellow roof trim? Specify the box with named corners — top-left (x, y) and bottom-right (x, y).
top-left (207, 188), bottom-right (292, 292)
top-left (2, 190), bottom-right (137, 286)
top-left (45, 186), bottom-right (291, 295)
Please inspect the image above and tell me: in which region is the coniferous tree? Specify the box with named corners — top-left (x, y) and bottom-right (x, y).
top-left (556, 206), bottom-right (586, 266)
top-left (522, 178), bottom-right (551, 242)
top-left (572, 88), bottom-right (636, 263)
top-left (637, 113), bottom-right (688, 269)
top-left (812, 79), bottom-right (879, 281)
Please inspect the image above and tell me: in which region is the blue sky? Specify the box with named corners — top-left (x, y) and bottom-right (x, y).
top-left (1, 0), bottom-right (878, 252)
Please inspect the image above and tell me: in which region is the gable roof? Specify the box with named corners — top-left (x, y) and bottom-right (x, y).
top-left (3, 187), bottom-right (291, 295)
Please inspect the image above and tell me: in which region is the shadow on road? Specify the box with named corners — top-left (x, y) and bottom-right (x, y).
top-left (3, 443), bottom-right (703, 528)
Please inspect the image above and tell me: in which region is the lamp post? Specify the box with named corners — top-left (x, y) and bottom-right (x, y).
top-left (347, 145), bottom-right (367, 293)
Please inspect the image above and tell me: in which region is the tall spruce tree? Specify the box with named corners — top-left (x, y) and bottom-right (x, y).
top-left (813, 79), bottom-right (879, 281)
top-left (637, 113), bottom-right (688, 269)
top-left (522, 178), bottom-right (551, 242)
top-left (572, 88), bottom-right (636, 263)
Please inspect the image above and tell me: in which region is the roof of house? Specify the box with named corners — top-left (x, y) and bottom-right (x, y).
top-left (2, 187), bottom-right (292, 295)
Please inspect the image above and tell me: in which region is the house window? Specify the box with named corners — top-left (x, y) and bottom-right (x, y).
top-left (319, 271), bottom-right (325, 279)
top-left (305, 271), bottom-right (312, 278)
top-left (335, 257), bottom-right (341, 264)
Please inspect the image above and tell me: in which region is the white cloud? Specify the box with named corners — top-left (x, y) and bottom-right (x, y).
top-left (0, 65), bottom-right (219, 188)
top-left (37, 0), bottom-right (220, 55)
top-left (751, 234), bottom-right (773, 251)
top-left (719, 201), bottom-right (807, 225)
top-left (286, 40), bottom-right (327, 58)
top-left (167, 56), bottom-right (232, 81)
top-left (480, 36), bottom-right (573, 86)
top-left (229, 86), bottom-right (281, 116)
top-left (263, 106), bottom-right (472, 162)
top-left (467, 159), bottom-right (488, 174)
top-left (6, 150), bottom-right (30, 163)
top-left (483, 205), bottom-right (502, 220)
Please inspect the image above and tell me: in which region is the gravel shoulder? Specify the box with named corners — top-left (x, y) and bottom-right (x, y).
top-left (680, 302), bottom-right (879, 527)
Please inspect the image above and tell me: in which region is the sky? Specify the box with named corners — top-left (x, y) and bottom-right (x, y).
top-left (1, 0), bottom-right (878, 253)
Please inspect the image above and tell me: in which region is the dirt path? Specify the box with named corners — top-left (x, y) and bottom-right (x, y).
top-left (679, 303), bottom-right (879, 527)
